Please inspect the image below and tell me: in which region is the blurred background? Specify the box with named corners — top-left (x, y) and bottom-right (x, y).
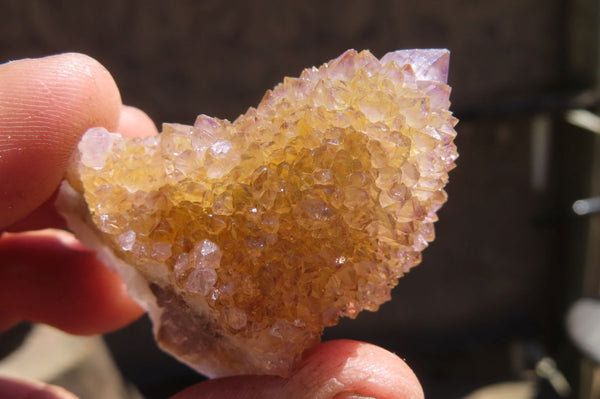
top-left (1, 0), bottom-right (600, 398)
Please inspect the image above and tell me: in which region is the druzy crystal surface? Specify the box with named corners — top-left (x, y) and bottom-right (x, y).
top-left (58, 49), bottom-right (458, 378)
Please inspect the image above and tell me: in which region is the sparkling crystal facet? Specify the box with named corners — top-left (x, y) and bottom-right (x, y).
top-left (58, 49), bottom-right (458, 378)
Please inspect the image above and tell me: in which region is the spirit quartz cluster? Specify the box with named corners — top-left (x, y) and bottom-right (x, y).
top-left (58, 49), bottom-right (458, 378)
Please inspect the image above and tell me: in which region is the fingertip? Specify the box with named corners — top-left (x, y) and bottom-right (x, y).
top-left (291, 340), bottom-right (424, 399)
top-left (118, 105), bottom-right (159, 137)
top-left (0, 52), bottom-right (122, 229)
top-left (0, 377), bottom-right (78, 399)
top-left (172, 340), bottom-right (423, 399)
top-left (40, 52), bottom-right (122, 133)
top-left (0, 230), bottom-right (144, 335)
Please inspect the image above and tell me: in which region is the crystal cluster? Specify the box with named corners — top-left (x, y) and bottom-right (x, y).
top-left (58, 49), bottom-right (458, 378)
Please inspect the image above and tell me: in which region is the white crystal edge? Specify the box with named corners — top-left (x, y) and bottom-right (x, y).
top-left (55, 181), bottom-right (158, 314)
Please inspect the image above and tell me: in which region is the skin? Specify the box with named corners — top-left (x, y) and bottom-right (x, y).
top-left (0, 53), bottom-right (424, 399)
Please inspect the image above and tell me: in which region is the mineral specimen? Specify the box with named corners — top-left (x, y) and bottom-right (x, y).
top-left (57, 49), bottom-right (458, 378)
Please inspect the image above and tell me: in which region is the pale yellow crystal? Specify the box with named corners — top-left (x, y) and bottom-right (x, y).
top-left (58, 49), bottom-right (458, 378)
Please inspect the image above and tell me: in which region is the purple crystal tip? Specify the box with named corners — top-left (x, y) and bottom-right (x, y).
top-left (380, 49), bottom-right (450, 84)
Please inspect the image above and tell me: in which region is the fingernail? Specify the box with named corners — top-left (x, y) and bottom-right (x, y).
top-left (334, 394), bottom-right (379, 399)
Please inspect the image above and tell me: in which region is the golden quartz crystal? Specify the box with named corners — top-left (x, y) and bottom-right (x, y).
top-left (57, 49), bottom-right (458, 377)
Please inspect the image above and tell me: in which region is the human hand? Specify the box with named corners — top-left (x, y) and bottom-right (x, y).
top-left (0, 53), bottom-right (424, 399)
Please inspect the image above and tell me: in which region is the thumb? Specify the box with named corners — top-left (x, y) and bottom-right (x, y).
top-left (0, 53), bottom-right (122, 229)
top-left (172, 340), bottom-right (424, 399)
